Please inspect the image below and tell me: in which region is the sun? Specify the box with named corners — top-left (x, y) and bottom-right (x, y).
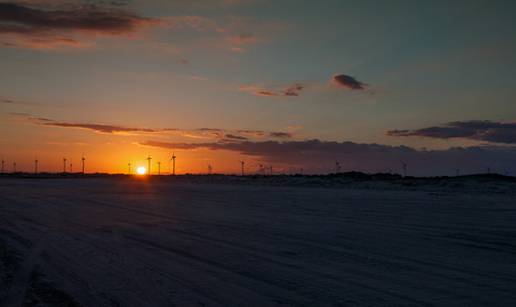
top-left (136, 166), bottom-right (147, 175)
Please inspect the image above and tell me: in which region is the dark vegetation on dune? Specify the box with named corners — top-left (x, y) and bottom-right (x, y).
top-left (1, 171), bottom-right (515, 194)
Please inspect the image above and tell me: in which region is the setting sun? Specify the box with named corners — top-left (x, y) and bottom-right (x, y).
top-left (136, 166), bottom-right (146, 175)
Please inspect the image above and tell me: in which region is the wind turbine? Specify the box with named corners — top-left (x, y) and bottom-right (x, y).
top-left (146, 155), bottom-right (152, 175)
top-left (63, 158), bottom-right (67, 173)
top-left (240, 160), bottom-right (245, 176)
top-left (258, 164), bottom-right (264, 175)
top-left (13, 162), bottom-right (16, 173)
top-left (128, 162), bottom-right (132, 175)
top-left (81, 155), bottom-right (85, 174)
top-left (70, 162), bottom-right (73, 173)
top-left (1, 157), bottom-right (5, 173)
top-left (208, 164), bottom-right (212, 175)
top-left (34, 157), bottom-right (38, 174)
top-left (170, 153), bottom-right (176, 175)
top-left (401, 161), bottom-right (407, 177)
top-left (157, 161), bottom-right (161, 175)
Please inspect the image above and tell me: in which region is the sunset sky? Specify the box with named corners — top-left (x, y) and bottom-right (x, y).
top-left (1, 0), bottom-right (516, 175)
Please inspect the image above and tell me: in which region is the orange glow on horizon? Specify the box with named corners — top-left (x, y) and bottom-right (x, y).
top-left (136, 166), bottom-right (146, 175)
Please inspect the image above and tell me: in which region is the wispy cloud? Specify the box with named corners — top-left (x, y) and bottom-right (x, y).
top-left (269, 132), bottom-right (292, 138)
top-left (1, 97), bottom-right (40, 105)
top-left (387, 120), bottom-right (516, 144)
top-left (19, 115), bottom-right (158, 134)
top-left (225, 133), bottom-right (248, 140)
top-left (239, 83), bottom-right (305, 97)
top-left (14, 113), bottom-right (295, 139)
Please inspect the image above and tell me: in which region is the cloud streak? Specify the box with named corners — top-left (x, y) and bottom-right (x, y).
top-left (15, 114), bottom-right (294, 139)
top-left (387, 120), bottom-right (516, 144)
top-left (240, 83), bottom-right (305, 97)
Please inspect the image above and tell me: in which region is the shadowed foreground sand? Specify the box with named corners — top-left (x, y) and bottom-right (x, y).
top-left (0, 177), bottom-right (515, 306)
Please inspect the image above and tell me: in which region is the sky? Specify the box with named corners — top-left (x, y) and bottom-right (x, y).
top-left (1, 0), bottom-right (516, 175)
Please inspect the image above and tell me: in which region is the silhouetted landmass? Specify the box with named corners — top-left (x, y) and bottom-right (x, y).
top-left (1, 171), bottom-right (515, 194)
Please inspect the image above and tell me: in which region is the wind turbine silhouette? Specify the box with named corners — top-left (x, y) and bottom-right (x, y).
top-left (170, 153), bottom-right (176, 175)
top-left (239, 160), bottom-right (245, 176)
top-left (63, 158), bottom-right (67, 173)
top-left (81, 155), bottom-right (85, 174)
top-left (258, 164), bottom-right (264, 175)
top-left (128, 162), bottom-right (132, 175)
top-left (401, 161), bottom-right (407, 177)
top-left (157, 161), bottom-right (161, 175)
top-left (34, 156), bottom-right (38, 174)
top-left (1, 157), bottom-right (4, 173)
top-left (146, 155), bottom-right (152, 175)
top-left (208, 164), bottom-right (212, 175)
top-left (13, 162), bottom-right (16, 173)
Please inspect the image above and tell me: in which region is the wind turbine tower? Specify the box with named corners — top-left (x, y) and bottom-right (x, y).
top-left (63, 158), bottom-right (67, 173)
top-left (157, 161), bottom-right (161, 175)
top-left (146, 155), bottom-right (152, 175)
top-left (208, 164), bottom-right (212, 175)
top-left (240, 160), bottom-right (245, 176)
top-left (1, 158), bottom-right (5, 173)
top-left (81, 155), bottom-right (85, 174)
top-left (70, 162), bottom-right (73, 173)
top-left (401, 162), bottom-right (407, 177)
top-left (170, 153), bottom-right (176, 175)
top-left (128, 162), bottom-right (132, 175)
top-left (13, 162), bottom-right (16, 173)
top-left (34, 157), bottom-right (38, 174)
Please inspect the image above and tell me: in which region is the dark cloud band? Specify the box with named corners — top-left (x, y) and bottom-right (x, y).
top-left (140, 139), bottom-right (516, 176)
top-left (387, 120), bottom-right (516, 144)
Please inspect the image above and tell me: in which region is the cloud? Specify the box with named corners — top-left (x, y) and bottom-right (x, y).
top-left (240, 83), bottom-right (305, 97)
top-left (45, 122), bottom-right (157, 134)
top-left (1, 98), bottom-right (15, 104)
top-left (225, 134), bottom-right (248, 140)
top-left (283, 84), bottom-right (304, 96)
top-left (139, 139), bottom-right (516, 175)
top-left (387, 120), bottom-right (516, 144)
top-left (1, 97), bottom-right (40, 105)
top-left (332, 74), bottom-right (367, 90)
top-left (0, 2), bottom-right (159, 49)
top-left (269, 132), bottom-right (292, 138)
top-left (11, 113), bottom-right (157, 134)
top-left (225, 33), bottom-right (261, 52)
top-left (15, 113), bottom-right (295, 140)
top-left (236, 130), bottom-right (266, 137)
